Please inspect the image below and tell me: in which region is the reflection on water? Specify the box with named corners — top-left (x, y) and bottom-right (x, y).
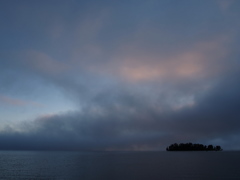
top-left (0, 151), bottom-right (240, 180)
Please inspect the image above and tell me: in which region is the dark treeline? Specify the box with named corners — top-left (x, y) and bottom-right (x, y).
top-left (166, 143), bottom-right (223, 151)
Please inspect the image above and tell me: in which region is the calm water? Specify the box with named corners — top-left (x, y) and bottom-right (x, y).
top-left (0, 151), bottom-right (240, 180)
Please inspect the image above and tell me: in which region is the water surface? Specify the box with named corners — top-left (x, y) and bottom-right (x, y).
top-left (0, 151), bottom-right (239, 180)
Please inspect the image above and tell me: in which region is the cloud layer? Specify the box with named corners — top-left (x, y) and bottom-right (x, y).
top-left (0, 0), bottom-right (240, 150)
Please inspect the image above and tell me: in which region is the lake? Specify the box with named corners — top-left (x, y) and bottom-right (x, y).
top-left (0, 151), bottom-right (239, 179)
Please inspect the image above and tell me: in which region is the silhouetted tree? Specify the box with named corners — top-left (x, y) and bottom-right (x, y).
top-left (166, 143), bottom-right (223, 151)
top-left (215, 145), bottom-right (222, 151)
top-left (207, 145), bottom-right (213, 151)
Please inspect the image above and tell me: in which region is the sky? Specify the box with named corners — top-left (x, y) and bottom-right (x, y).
top-left (0, 0), bottom-right (240, 151)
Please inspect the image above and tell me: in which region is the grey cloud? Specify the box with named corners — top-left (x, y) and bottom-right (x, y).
top-left (1, 69), bottom-right (240, 150)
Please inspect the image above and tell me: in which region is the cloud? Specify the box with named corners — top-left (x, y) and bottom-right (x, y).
top-left (0, 95), bottom-right (27, 106)
top-left (218, 0), bottom-right (236, 12)
top-left (0, 95), bottom-right (43, 107)
top-left (67, 30), bottom-right (230, 84)
top-left (22, 50), bottom-right (70, 76)
top-left (0, 0), bottom-right (240, 151)
top-left (0, 31), bottom-right (237, 150)
top-left (0, 67), bottom-right (240, 151)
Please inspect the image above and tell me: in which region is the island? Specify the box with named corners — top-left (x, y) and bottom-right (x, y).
top-left (166, 143), bottom-right (222, 151)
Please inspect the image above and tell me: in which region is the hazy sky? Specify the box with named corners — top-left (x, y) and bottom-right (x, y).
top-left (0, 0), bottom-right (240, 150)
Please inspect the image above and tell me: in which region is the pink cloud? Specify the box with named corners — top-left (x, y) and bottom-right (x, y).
top-left (67, 35), bottom-right (230, 87)
top-left (0, 95), bottom-right (43, 107)
top-left (112, 37), bottom-right (230, 82)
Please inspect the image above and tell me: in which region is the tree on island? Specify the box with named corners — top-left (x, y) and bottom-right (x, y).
top-left (166, 143), bottom-right (222, 151)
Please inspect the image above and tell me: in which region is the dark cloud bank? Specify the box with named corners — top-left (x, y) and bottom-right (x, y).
top-left (1, 70), bottom-right (240, 151)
